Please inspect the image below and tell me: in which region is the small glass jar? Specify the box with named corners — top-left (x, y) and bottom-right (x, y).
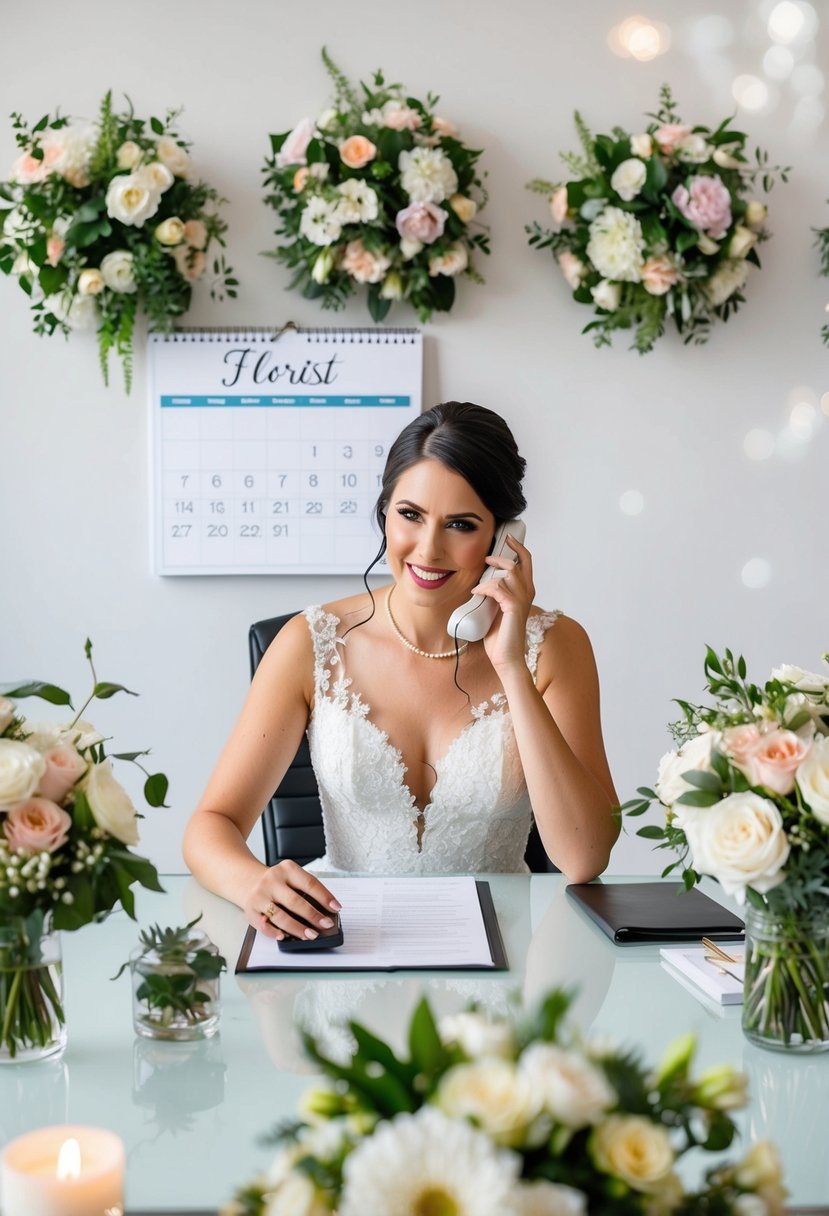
top-left (742, 904), bottom-right (829, 1054)
top-left (0, 918), bottom-right (66, 1065)
top-left (130, 929), bottom-right (222, 1042)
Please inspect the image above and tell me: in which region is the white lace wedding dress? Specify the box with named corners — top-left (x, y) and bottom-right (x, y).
top-left (303, 605), bottom-right (561, 875)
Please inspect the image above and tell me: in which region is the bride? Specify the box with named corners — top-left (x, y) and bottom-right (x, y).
top-left (183, 402), bottom-right (619, 940)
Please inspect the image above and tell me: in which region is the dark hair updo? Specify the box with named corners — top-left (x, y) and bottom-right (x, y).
top-left (374, 402), bottom-right (527, 540)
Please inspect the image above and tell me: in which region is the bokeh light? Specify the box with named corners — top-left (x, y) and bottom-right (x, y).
top-left (741, 558), bottom-right (772, 589)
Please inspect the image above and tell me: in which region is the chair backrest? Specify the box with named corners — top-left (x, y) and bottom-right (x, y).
top-left (249, 612), bottom-right (558, 873)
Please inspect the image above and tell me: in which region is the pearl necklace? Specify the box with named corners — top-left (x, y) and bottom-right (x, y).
top-left (385, 586), bottom-right (469, 660)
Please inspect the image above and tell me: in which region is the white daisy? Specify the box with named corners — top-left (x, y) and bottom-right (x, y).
top-left (339, 1105), bottom-right (520, 1216)
top-left (299, 197), bottom-right (343, 247)
top-left (398, 147), bottom-right (458, 204)
top-left (335, 178), bottom-right (380, 225)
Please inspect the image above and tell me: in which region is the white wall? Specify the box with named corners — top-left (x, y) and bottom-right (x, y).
top-left (2, 0), bottom-right (827, 873)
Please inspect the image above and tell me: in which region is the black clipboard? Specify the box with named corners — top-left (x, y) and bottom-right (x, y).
top-left (566, 881), bottom-right (744, 945)
top-left (236, 879), bottom-right (508, 972)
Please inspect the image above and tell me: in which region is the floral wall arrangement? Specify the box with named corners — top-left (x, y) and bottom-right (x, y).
top-left (262, 49), bottom-right (489, 323)
top-left (0, 92), bottom-right (236, 390)
top-left (528, 86), bottom-right (788, 353)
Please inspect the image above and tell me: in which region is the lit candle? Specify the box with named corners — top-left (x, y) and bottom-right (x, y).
top-left (0, 1125), bottom-right (124, 1216)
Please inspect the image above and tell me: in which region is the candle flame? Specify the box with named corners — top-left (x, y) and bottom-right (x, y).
top-left (56, 1136), bottom-right (81, 1181)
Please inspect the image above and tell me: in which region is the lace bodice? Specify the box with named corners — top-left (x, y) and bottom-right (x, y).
top-left (304, 605), bottom-right (561, 875)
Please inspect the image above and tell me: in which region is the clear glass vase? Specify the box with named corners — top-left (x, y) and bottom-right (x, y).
top-left (742, 904), bottom-right (829, 1053)
top-left (130, 929), bottom-right (221, 1041)
top-left (0, 917), bottom-right (66, 1064)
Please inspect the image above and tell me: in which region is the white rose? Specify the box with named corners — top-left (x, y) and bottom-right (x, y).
top-left (77, 268), bottom-right (104, 296)
top-left (586, 206), bottom-right (645, 282)
top-left (106, 174), bottom-right (161, 227)
top-left (0, 698), bottom-right (15, 733)
top-left (745, 201), bottom-right (767, 230)
top-left (630, 133), bottom-right (653, 158)
top-left (519, 1043), bottom-right (615, 1129)
top-left (510, 1180), bottom-right (587, 1216)
top-left (590, 1116), bottom-right (675, 1194)
top-left (610, 158), bottom-right (647, 202)
top-left (263, 1172), bottom-right (330, 1216)
top-left (84, 759), bottom-right (139, 845)
top-left (399, 237), bottom-right (423, 260)
top-left (591, 279), bottom-right (621, 311)
top-left (155, 135), bottom-right (190, 178)
top-left (155, 217), bottom-right (186, 246)
top-left (0, 739), bottom-right (46, 810)
top-left (771, 664), bottom-right (829, 695)
top-left (100, 250), bottom-right (137, 294)
top-left (796, 735), bottom-right (829, 825)
top-left (676, 133), bottom-right (711, 163)
top-left (728, 224), bottom-right (757, 259)
top-left (438, 1010), bottom-right (514, 1059)
top-left (379, 271), bottom-right (403, 300)
top-left (682, 791), bottom-right (790, 902)
top-left (437, 1059), bottom-right (540, 1145)
top-left (66, 295), bottom-right (99, 330)
top-left (713, 145), bottom-right (742, 169)
top-left (311, 249), bottom-right (335, 284)
top-left (703, 258), bottom-right (749, 306)
top-left (449, 194), bottom-right (477, 224)
top-left (116, 141), bottom-right (142, 170)
top-left (654, 731), bottom-right (719, 807)
top-left (137, 161), bottom-right (175, 193)
top-left (697, 234), bottom-right (720, 255)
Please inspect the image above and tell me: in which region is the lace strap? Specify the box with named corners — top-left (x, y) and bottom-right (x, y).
top-left (525, 610), bottom-right (562, 682)
top-left (303, 606), bottom-right (344, 696)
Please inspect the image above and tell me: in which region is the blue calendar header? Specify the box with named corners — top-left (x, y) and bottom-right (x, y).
top-left (161, 395), bottom-right (410, 408)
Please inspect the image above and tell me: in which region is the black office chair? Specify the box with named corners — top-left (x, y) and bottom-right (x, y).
top-left (249, 612), bottom-right (558, 873)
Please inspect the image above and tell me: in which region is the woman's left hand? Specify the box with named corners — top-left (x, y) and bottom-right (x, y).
top-left (476, 532), bottom-right (535, 670)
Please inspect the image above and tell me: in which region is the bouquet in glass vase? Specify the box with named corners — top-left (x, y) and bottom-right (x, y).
top-left (223, 989), bottom-right (787, 1216)
top-left (0, 640), bottom-right (168, 1061)
top-left (262, 49), bottom-right (489, 323)
top-left (528, 85), bottom-right (788, 352)
top-left (0, 91), bottom-right (236, 391)
top-left (623, 647), bottom-right (829, 1052)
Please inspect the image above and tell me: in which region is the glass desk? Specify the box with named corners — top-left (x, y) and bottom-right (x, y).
top-left (1, 875), bottom-right (827, 1214)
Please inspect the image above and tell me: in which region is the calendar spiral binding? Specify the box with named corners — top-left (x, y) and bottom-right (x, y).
top-left (152, 326), bottom-right (419, 345)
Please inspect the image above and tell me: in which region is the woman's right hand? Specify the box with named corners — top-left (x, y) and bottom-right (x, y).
top-left (245, 860), bottom-right (342, 941)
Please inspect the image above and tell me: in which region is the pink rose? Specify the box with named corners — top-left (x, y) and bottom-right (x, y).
top-left (383, 103), bottom-right (422, 132)
top-left (432, 116), bottom-right (458, 138)
top-left (395, 201), bottom-right (446, 245)
top-left (640, 254), bottom-right (678, 296)
top-left (4, 797), bottom-right (71, 854)
top-left (654, 124), bottom-right (692, 155)
top-left (747, 730), bottom-right (812, 795)
top-left (672, 176), bottom-right (733, 239)
top-left (276, 117), bottom-right (316, 168)
top-left (550, 186), bottom-right (569, 225)
top-left (341, 238), bottom-right (392, 284)
top-left (183, 219), bottom-right (208, 250)
top-left (557, 249), bottom-right (586, 289)
top-left (46, 235), bottom-right (66, 267)
top-left (722, 724), bottom-right (763, 768)
top-left (339, 135), bottom-right (377, 170)
top-left (10, 151), bottom-right (49, 185)
top-left (37, 743), bottom-right (87, 804)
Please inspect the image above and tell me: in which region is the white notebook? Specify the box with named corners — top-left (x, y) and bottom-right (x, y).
top-left (660, 946), bottom-right (744, 1005)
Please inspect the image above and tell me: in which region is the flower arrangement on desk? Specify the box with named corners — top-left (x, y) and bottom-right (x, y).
top-left (623, 646), bottom-right (829, 1052)
top-left (527, 85), bottom-right (788, 352)
top-left (262, 48), bottom-right (489, 323)
top-left (0, 640), bottom-right (168, 1060)
top-left (223, 989), bottom-right (786, 1216)
top-left (0, 91), bottom-right (236, 391)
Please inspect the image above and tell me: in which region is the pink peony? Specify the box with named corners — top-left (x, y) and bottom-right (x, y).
top-left (37, 743), bottom-right (87, 804)
top-left (4, 797), bottom-right (71, 854)
top-left (640, 255), bottom-right (678, 296)
top-left (276, 117), bottom-right (316, 168)
top-left (747, 730), bottom-right (812, 796)
top-left (395, 201), bottom-right (446, 245)
top-left (654, 124), bottom-right (692, 155)
top-left (339, 135), bottom-right (377, 170)
top-left (672, 176), bottom-right (733, 240)
top-left (341, 238), bottom-right (392, 284)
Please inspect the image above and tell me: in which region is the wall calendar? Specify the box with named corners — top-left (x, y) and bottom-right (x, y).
top-left (149, 327), bottom-right (422, 575)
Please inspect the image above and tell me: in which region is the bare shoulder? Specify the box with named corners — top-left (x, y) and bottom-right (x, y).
top-left (531, 610), bottom-right (599, 689)
top-left (320, 588), bottom-right (386, 632)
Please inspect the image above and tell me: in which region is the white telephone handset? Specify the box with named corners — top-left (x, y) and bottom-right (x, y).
top-left (447, 519), bottom-right (526, 643)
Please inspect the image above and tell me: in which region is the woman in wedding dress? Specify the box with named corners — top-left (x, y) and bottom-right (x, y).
top-left (184, 402), bottom-right (619, 940)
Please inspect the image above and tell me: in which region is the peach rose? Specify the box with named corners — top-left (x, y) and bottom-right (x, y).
top-left (172, 246), bottom-right (207, 282)
top-left (558, 250), bottom-right (586, 289)
top-left (549, 186), bottom-right (569, 225)
top-left (4, 797), bottom-right (72, 854)
top-left (10, 151), bottom-right (49, 185)
top-left (293, 166), bottom-right (310, 192)
top-left (183, 219), bottom-right (208, 250)
top-left (432, 116), bottom-right (458, 138)
top-left (383, 102), bottom-right (422, 131)
top-left (339, 135), bottom-right (377, 170)
top-left (748, 730), bottom-right (812, 795)
top-left (640, 255), bottom-right (678, 296)
top-left (449, 194), bottom-right (477, 224)
top-left (341, 238), bottom-right (391, 284)
top-left (46, 235), bottom-right (65, 267)
top-left (428, 242), bottom-right (468, 277)
top-left (395, 201), bottom-right (446, 245)
top-left (37, 743), bottom-right (87, 804)
top-left (654, 124), bottom-right (692, 155)
top-left (721, 723), bottom-right (762, 768)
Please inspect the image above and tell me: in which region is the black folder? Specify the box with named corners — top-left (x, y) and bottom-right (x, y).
top-left (566, 882), bottom-right (744, 945)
